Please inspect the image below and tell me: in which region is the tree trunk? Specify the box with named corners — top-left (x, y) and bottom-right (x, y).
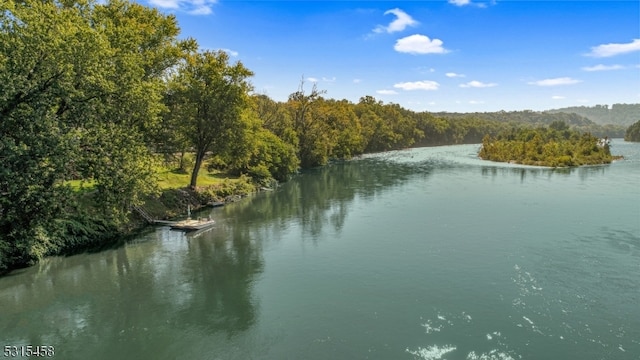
top-left (189, 150), bottom-right (205, 189)
top-left (179, 150), bottom-right (185, 171)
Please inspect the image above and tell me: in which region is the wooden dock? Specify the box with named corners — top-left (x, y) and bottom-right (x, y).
top-left (169, 219), bottom-right (216, 231)
top-left (131, 205), bottom-right (216, 231)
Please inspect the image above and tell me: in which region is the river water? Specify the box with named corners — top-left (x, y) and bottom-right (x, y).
top-left (1, 140), bottom-right (639, 360)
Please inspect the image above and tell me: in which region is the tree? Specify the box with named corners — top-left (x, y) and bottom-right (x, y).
top-left (624, 120), bottom-right (640, 142)
top-left (225, 108), bottom-right (299, 183)
top-left (251, 94), bottom-right (298, 149)
top-left (0, 0), bottom-right (189, 271)
top-left (165, 50), bottom-right (254, 188)
top-left (287, 80), bottom-right (329, 167)
top-left (549, 120), bottom-right (569, 131)
top-left (316, 98), bottom-right (365, 159)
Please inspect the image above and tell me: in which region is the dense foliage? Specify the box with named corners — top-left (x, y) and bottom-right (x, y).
top-left (479, 122), bottom-right (616, 167)
top-left (0, 0), bottom-right (193, 272)
top-left (624, 121), bottom-right (640, 142)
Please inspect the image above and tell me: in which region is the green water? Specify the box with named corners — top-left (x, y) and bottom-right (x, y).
top-left (1, 140), bottom-right (639, 360)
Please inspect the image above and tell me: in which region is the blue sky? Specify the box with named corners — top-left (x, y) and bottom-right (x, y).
top-left (142, 0), bottom-right (639, 112)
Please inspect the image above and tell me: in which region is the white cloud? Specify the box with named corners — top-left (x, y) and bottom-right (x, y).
top-left (393, 80), bottom-right (440, 91)
top-left (587, 39), bottom-right (640, 58)
top-left (552, 96), bottom-right (565, 100)
top-left (394, 34), bottom-right (448, 55)
top-left (353, 79), bottom-right (362, 84)
top-left (189, 5), bottom-right (212, 15)
top-left (469, 100), bottom-right (485, 104)
top-left (377, 89), bottom-right (398, 95)
top-left (415, 67), bottom-right (436, 74)
top-left (446, 72), bottom-right (465, 78)
top-left (528, 77), bottom-right (581, 86)
top-left (581, 64), bottom-right (624, 72)
top-left (448, 0), bottom-right (490, 7)
top-left (221, 48), bottom-right (239, 57)
top-left (459, 80), bottom-right (497, 88)
top-left (374, 8), bottom-right (418, 34)
top-left (449, 0), bottom-right (471, 6)
top-left (149, 0), bottom-right (217, 15)
top-left (150, 0), bottom-right (180, 9)
top-left (306, 76), bottom-right (336, 83)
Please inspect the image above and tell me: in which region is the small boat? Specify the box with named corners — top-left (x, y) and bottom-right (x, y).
top-left (170, 218), bottom-right (216, 231)
top-left (169, 205), bottom-right (216, 231)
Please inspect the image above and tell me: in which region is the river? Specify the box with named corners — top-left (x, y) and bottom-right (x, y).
top-left (1, 140), bottom-right (639, 360)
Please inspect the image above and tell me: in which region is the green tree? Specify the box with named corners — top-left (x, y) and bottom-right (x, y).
top-left (165, 50), bottom-right (254, 188)
top-left (226, 108), bottom-right (299, 182)
top-left (624, 120), bottom-right (640, 142)
top-left (287, 80), bottom-right (329, 167)
top-left (316, 98), bottom-right (365, 159)
top-left (0, 0), bottom-right (189, 272)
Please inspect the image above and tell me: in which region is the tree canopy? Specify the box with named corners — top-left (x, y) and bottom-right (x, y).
top-left (479, 124), bottom-right (616, 167)
top-left (0, 0), bottom-right (189, 271)
top-left (624, 121), bottom-right (640, 142)
top-left (163, 50), bottom-right (253, 188)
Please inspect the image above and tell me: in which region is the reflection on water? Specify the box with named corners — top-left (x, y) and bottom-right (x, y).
top-left (480, 164), bottom-right (610, 183)
top-left (218, 158), bottom-right (424, 243)
top-left (0, 224), bottom-right (263, 358)
top-left (0, 140), bottom-right (638, 359)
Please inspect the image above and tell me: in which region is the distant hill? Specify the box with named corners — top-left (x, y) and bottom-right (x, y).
top-left (432, 110), bottom-right (626, 138)
top-left (546, 104), bottom-right (640, 126)
top-left (434, 110), bottom-right (595, 126)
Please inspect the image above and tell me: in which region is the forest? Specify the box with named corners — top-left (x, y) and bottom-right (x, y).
top-left (625, 121), bottom-right (640, 142)
top-left (479, 121), bottom-right (617, 167)
top-left (0, 0), bottom-right (631, 274)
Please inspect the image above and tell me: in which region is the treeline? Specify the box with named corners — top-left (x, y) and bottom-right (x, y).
top-left (479, 121), bottom-right (616, 167)
top-left (435, 110), bottom-right (627, 138)
top-left (547, 104), bottom-right (640, 126)
top-left (0, 0), bottom-right (627, 274)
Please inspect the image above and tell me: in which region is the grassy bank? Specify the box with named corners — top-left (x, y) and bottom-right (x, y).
top-left (0, 159), bottom-right (259, 276)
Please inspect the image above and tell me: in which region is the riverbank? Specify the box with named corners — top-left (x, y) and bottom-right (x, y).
top-left (0, 174), bottom-right (261, 276)
top-left (131, 181), bottom-right (258, 228)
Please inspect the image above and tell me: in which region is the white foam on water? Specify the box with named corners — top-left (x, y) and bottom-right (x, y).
top-left (486, 333), bottom-right (493, 340)
top-left (406, 345), bottom-right (457, 360)
top-left (461, 312), bottom-right (473, 322)
top-left (618, 345), bottom-right (625, 352)
top-left (421, 320), bottom-right (443, 334)
top-left (467, 350), bottom-right (516, 360)
top-left (522, 316), bottom-right (534, 325)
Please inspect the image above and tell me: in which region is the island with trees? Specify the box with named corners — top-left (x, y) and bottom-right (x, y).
top-left (479, 121), bottom-right (619, 167)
